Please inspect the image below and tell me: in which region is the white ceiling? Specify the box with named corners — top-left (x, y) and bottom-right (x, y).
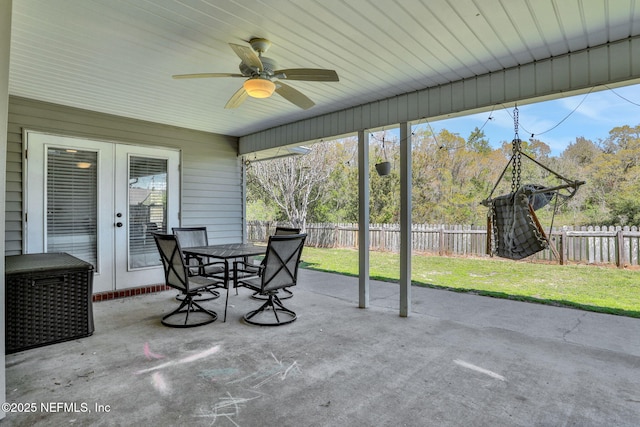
top-left (9, 0), bottom-right (640, 139)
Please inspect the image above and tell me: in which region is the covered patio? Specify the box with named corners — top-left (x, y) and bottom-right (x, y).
top-left (5, 269), bottom-right (639, 426)
top-left (2, 1), bottom-right (640, 424)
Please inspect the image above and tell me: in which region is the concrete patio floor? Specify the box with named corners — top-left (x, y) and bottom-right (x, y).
top-left (3, 268), bottom-right (640, 426)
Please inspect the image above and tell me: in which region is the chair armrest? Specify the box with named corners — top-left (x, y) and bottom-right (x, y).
top-left (200, 259), bottom-right (226, 269)
top-left (233, 259), bottom-right (262, 275)
top-left (233, 260), bottom-right (263, 289)
top-left (185, 253), bottom-right (202, 263)
top-left (189, 257), bottom-right (226, 277)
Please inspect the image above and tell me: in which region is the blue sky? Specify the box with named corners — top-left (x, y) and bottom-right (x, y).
top-left (423, 83), bottom-right (640, 156)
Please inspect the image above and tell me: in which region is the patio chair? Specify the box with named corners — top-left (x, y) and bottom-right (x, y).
top-left (274, 226), bottom-right (301, 235)
top-left (250, 226), bottom-right (301, 300)
top-left (172, 227), bottom-right (225, 301)
top-left (234, 233), bottom-right (306, 326)
top-left (153, 233), bottom-right (222, 327)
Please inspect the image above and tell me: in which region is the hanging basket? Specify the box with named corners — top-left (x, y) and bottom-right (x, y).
top-left (375, 161), bottom-right (391, 176)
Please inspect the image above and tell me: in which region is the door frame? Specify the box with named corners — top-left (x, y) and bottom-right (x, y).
top-left (23, 130), bottom-right (182, 293)
top-left (113, 143), bottom-right (181, 289)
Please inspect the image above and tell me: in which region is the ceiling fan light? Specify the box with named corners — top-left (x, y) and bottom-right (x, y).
top-left (243, 78), bottom-right (275, 98)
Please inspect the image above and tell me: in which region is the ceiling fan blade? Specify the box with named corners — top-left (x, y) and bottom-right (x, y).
top-left (229, 43), bottom-right (263, 71)
top-left (172, 73), bottom-right (244, 79)
top-left (224, 86), bottom-right (249, 109)
top-left (275, 68), bottom-right (339, 82)
top-left (275, 82), bottom-right (315, 110)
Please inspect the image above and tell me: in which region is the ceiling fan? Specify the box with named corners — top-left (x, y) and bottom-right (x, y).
top-left (172, 38), bottom-right (339, 110)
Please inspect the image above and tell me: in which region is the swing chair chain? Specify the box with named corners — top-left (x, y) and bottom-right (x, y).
top-left (482, 105), bottom-right (584, 207)
top-left (511, 107), bottom-right (522, 193)
top-left (511, 140), bottom-right (522, 193)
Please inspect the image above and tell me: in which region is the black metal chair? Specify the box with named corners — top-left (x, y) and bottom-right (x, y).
top-left (234, 233), bottom-right (306, 326)
top-left (172, 227), bottom-right (225, 301)
top-left (174, 227), bottom-right (258, 322)
top-left (250, 226), bottom-right (301, 301)
top-left (273, 226), bottom-right (301, 235)
top-left (153, 233), bottom-right (222, 327)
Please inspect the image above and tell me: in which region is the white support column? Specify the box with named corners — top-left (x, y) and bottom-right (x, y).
top-left (241, 157), bottom-right (247, 243)
top-left (0, 0), bottom-right (12, 419)
top-left (399, 122), bottom-right (412, 317)
top-left (358, 129), bottom-right (370, 308)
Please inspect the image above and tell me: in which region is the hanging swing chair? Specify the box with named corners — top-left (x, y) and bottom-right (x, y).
top-left (481, 107), bottom-right (585, 261)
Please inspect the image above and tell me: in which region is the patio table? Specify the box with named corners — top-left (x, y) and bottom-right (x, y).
top-left (183, 243), bottom-right (266, 321)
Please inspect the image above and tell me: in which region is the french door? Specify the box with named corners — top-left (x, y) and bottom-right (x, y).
top-left (25, 131), bottom-right (180, 293)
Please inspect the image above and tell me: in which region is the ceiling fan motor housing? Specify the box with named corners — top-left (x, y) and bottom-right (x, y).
top-left (259, 57), bottom-right (277, 75)
top-left (238, 56), bottom-right (278, 77)
top-left (239, 57), bottom-right (277, 77)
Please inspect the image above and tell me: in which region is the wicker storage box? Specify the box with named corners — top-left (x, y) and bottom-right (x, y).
top-left (5, 253), bottom-right (94, 354)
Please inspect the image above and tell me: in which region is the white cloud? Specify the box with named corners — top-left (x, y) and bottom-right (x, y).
top-left (561, 85), bottom-right (640, 125)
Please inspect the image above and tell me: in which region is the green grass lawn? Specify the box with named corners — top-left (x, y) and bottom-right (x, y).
top-left (299, 247), bottom-right (640, 318)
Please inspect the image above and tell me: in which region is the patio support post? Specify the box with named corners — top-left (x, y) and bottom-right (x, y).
top-left (399, 122), bottom-right (412, 317)
top-left (0, 0), bottom-right (11, 418)
top-left (241, 156), bottom-right (247, 243)
top-left (358, 129), bottom-right (370, 308)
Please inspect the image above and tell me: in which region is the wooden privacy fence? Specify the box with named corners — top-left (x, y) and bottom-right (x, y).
top-left (247, 221), bottom-right (640, 267)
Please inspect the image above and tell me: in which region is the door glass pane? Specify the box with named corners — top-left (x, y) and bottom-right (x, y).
top-left (129, 156), bottom-right (168, 268)
top-left (46, 147), bottom-right (98, 267)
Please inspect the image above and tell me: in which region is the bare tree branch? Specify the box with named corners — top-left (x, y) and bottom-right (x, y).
top-left (247, 142), bottom-right (334, 231)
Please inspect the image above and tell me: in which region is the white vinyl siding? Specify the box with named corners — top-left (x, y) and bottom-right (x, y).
top-left (6, 96), bottom-right (243, 255)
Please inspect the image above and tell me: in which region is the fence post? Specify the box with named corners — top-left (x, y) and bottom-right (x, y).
top-left (560, 229), bottom-right (566, 265)
top-left (616, 229), bottom-right (625, 268)
top-left (439, 227), bottom-right (445, 256)
top-left (333, 223), bottom-right (338, 248)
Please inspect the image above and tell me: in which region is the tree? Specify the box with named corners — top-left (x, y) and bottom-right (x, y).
top-left (466, 127), bottom-right (492, 154)
top-left (308, 137), bottom-right (359, 223)
top-left (592, 125), bottom-right (640, 225)
top-left (562, 137), bottom-right (600, 167)
top-left (551, 137), bottom-right (599, 223)
top-left (369, 131), bottom-right (400, 223)
top-left (246, 122), bottom-right (640, 228)
top-left (246, 141), bottom-right (335, 231)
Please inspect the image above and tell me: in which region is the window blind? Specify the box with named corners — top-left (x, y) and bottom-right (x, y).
top-left (46, 148), bottom-right (98, 267)
top-left (128, 156), bottom-right (167, 268)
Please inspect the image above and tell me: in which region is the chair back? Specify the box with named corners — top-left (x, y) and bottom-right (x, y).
top-left (153, 233), bottom-right (189, 291)
top-left (172, 227), bottom-right (208, 248)
top-left (274, 226), bottom-right (301, 235)
top-left (261, 234), bottom-right (306, 292)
